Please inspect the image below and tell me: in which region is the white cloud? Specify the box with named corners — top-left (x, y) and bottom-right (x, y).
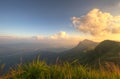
top-left (118, 2), bottom-right (120, 8)
top-left (32, 35), bottom-right (45, 40)
top-left (72, 8), bottom-right (120, 39)
top-left (50, 31), bottom-right (68, 40)
top-left (32, 31), bottom-right (69, 40)
top-left (32, 31), bottom-right (84, 47)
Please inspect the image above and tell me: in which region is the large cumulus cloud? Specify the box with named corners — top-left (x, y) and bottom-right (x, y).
top-left (72, 8), bottom-right (120, 37)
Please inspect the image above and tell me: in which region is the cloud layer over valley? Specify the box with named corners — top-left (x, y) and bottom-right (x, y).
top-left (0, 31), bottom-right (82, 51)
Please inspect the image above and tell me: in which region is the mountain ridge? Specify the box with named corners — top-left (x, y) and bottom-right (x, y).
top-left (59, 39), bottom-right (120, 67)
top-left (59, 39), bottom-right (98, 62)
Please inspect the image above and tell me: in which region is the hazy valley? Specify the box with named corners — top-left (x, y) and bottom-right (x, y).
top-left (1, 39), bottom-right (120, 75)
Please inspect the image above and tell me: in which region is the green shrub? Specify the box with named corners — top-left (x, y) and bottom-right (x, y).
top-left (3, 59), bottom-right (120, 79)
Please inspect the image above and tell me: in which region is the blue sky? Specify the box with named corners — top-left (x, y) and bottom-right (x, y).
top-left (0, 0), bottom-right (120, 45)
top-left (0, 0), bottom-right (80, 36)
top-left (0, 0), bottom-right (119, 36)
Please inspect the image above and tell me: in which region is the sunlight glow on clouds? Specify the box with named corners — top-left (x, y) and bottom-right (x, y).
top-left (72, 8), bottom-right (120, 41)
top-left (50, 31), bottom-right (68, 40)
top-left (33, 31), bottom-right (83, 45)
top-left (33, 31), bottom-right (69, 40)
top-left (33, 31), bottom-right (89, 48)
top-left (0, 32), bottom-right (84, 48)
top-left (118, 2), bottom-right (120, 8)
top-left (32, 35), bottom-right (45, 40)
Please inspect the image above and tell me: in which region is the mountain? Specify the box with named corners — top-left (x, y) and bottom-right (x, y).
top-left (74, 39), bottom-right (98, 52)
top-left (59, 39), bottom-right (120, 67)
top-left (59, 39), bottom-right (98, 62)
top-left (82, 40), bottom-right (120, 67)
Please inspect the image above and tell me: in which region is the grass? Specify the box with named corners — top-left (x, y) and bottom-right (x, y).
top-left (2, 58), bottom-right (120, 79)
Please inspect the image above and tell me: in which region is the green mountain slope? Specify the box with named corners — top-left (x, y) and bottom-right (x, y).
top-left (60, 39), bottom-right (120, 67)
top-left (59, 39), bottom-right (98, 62)
top-left (81, 40), bottom-right (120, 67)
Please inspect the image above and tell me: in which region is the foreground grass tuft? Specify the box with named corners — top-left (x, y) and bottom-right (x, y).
top-left (3, 58), bottom-right (120, 79)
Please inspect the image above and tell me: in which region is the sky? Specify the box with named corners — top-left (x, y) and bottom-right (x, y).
top-left (0, 0), bottom-right (120, 48)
